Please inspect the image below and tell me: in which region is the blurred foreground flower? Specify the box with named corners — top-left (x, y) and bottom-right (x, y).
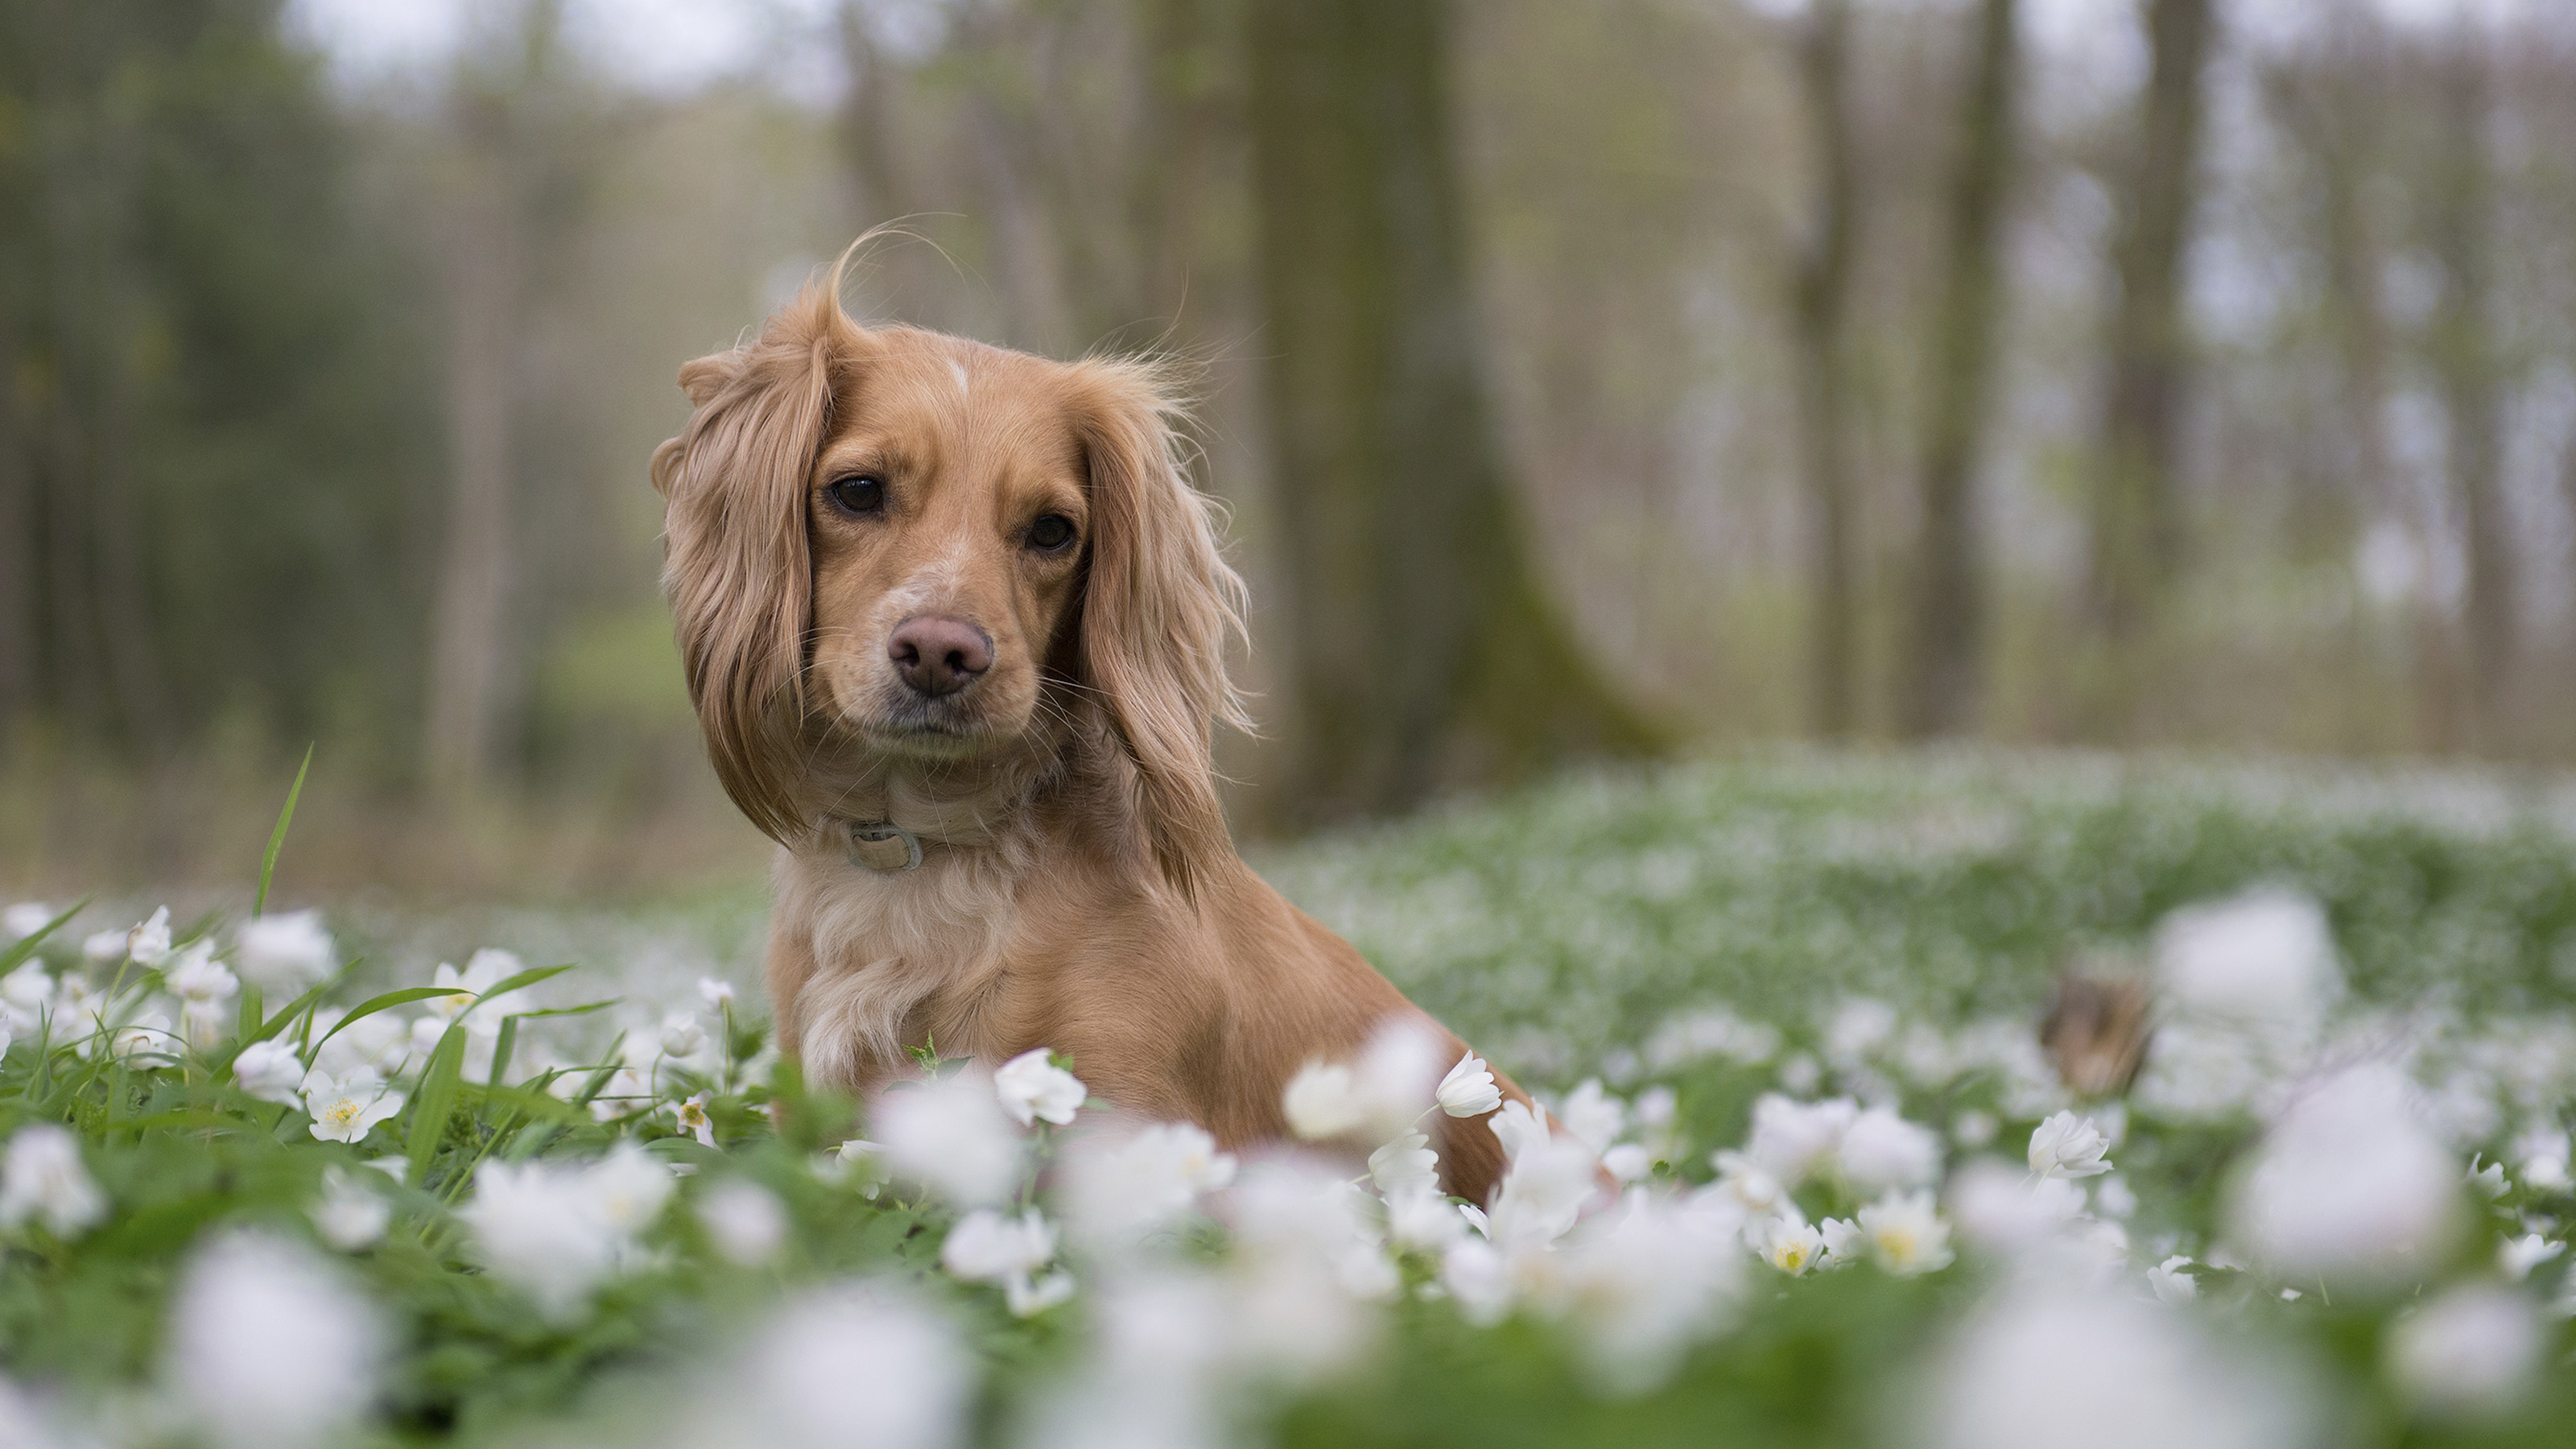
top-left (234, 910), bottom-right (336, 993)
top-left (168, 1232), bottom-right (385, 1449)
top-left (310, 1166), bottom-right (390, 1252)
top-left (995, 1048), bottom-right (1087, 1128)
top-left (873, 1067), bottom-right (1022, 1205)
top-left (460, 1146), bottom-right (674, 1319)
top-left (2384, 1284), bottom-right (2542, 1420)
top-left (0, 1125), bottom-right (106, 1238)
top-left (689, 1284), bottom-right (970, 1449)
top-left (2226, 1065), bottom-right (2462, 1290)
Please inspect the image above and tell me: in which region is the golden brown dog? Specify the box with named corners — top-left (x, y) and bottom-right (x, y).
top-left (650, 269), bottom-right (1532, 1203)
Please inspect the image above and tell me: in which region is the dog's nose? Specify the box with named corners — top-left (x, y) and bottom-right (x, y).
top-left (887, 615), bottom-right (993, 697)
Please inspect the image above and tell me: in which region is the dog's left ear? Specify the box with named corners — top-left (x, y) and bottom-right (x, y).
top-left (1067, 361), bottom-right (1249, 901)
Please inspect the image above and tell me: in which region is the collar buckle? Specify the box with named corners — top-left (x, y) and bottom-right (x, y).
top-left (844, 819), bottom-right (923, 873)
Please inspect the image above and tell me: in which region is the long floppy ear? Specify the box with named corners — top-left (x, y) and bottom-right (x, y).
top-left (1068, 361), bottom-right (1251, 901)
top-left (649, 283), bottom-right (857, 841)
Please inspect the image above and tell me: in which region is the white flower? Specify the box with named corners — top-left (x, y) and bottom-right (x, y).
top-left (310, 1166), bottom-right (390, 1252)
top-left (1952, 1109), bottom-right (1999, 1147)
top-left (1437, 1050), bottom-right (1502, 1118)
top-left (1818, 1216), bottom-right (1864, 1266)
top-left (1708, 1150), bottom-right (1789, 1217)
top-left (1, 902), bottom-right (53, 941)
top-left (0, 1125), bottom-right (107, 1237)
top-left (167, 1232), bottom-right (385, 1449)
top-left (1930, 1282), bottom-right (2310, 1449)
top-left (231, 1040), bottom-right (308, 1106)
top-left (1946, 1158), bottom-right (2087, 1255)
top-left (111, 1005), bottom-right (178, 1065)
top-left (1552, 1080), bottom-right (1627, 1154)
top-left (312, 1009), bottom-right (408, 1080)
top-left (1385, 1187), bottom-right (1472, 1251)
top-left (2094, 1174), bottom-right (2139, 1220)
top-left (1758, 1216), bottom-right (1827, 1275)
top-left (2498, 1232), bottom-right (2564, 1282)
top-left (1601, 1142), bottom-right (1654, 1183)
top-left (1368, 1130), bottom-right (1439, 1197)
top-left (2143, 1253), bottom-right (2197, 1305)
top-left (460, 1153), bottom-right (648, 1320)
top-left (80, 929), bottom-right (127, 964)
top-left (2226, 1065), bottom-right (2462, 1289)
top-left (943, 1208), bottom-right (1057, 1281)
top-left (1838, 1104), bottom-right (1944, 1191)
top-left (1540, 1191), bottom-right (1748, 1395)
top-left (1858, 1190), bottom-right (1954, 1276)
top-left (1060, 1121), bottom-right (1236, 1248)
top-left (2385, 1284), bottom-right (2543, 1419)
top-left (723, 1285), bottom-right (971, 1449)
top-left (993, 1047), bottom-right (1087, 1128)
top-left (943, 1208), bottom-right (1070, 1317)
top-left (302, 1070), bottom-right (403, 1145)
top-left (697, 976), bottom-right (737, 1009)
top-left (126, 906), bottom-right (172, 967)
top-left (586, 1141), bottom-right (679, 1239)
top-left (668, 1092), bottom-right (717, 1148)
top-left (1352, 1016), bottom-right (1447, 1133)
top-left (2467, 1155), bottom-right (2508, 1199)
top-left (697, 1179), bottom-right (789, 1267)
top-left (163, 942), bottom-right (237, 1005)
top-left (0, 961), bottom-right (50, 1012)
top-left (233, 910), bottom-right (336, 993)
top-left (423, 948), bottom-right (531, 1035)
top-left (2155, 889), bottom-right (2341, 1037)
top-left (1744, 1093), bottom-right (1858, 1185)
top-left (873, 1068), bottom-right (1023, 1205)
top-left (585, 1064), bottom-right (651, 1122)
top-left (660, 1012), bottom-right (708, 1060)
top-left (2028, 1110), bottom-right (2114, 1179)
top-left (1282, 1060), bottom-right (1368, 1141)
top-left (2523, 1155), bottom-right (2573, 1193)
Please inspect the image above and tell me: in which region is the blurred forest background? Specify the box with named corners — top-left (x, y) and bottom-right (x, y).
top-left (5, 0), bottom-right (2576, 898)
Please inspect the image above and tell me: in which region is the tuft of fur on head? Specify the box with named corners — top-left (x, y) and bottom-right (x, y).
top-left (650, 252), bottom-right (1250, 898)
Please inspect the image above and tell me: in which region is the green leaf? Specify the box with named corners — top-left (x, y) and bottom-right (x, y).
top-left (510, 999), bottom-right (617, 1021)
top-left (312, 986), bottom-right (460, 1055)
top-left (241, 964), bottom-right (357, 1050)
top-left (489, 1015), bottom-right (519, 1086)
top-left (254, 744), bottom-right (313, 918)
top-left (0, 901), bottom-right (86, 976)
top-left (234, 984), bottom-right (263, 1045)
top-left (406, 1025), bottom-right (469, 1188)
top-left (467, 963), bottom-right (579, 1007)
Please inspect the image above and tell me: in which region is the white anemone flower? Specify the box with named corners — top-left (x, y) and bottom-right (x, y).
top-left (1550, 1080), bottom-right (1627, 1154)
top-left (237, 1039), bottom-right (320, 1104)
top-left (1837, 1104), bottom-right (1945, 1191)
top-left (993, 1047), bottom-right (1087, 1128)
top-left (460, 1157), bottom-right (625, 1320)
top-left (422, 948), bottom-right (532, 1035)
top-left (2226, 1065), bottom-right (2462, 1289)
top-left (2028, 1111), bottom-right (2114, 1179)
top-left (1282, 1060), bottom-right (1368, 1141)
top-left (1757, 1216), bottom-right (1827, 1276)
top-left (233, 910), bottom-right (336, 993)
top-left (718, 1284), bottom-right (972, 1449)
top-left (2155, 888), bottom-right (2341, 1038)
top-left (310, 1166), bottom-right (390, 1252)
top-left (873, 1068), bottom-right (1024, 1206)
top-left (2385, 1284), bottom-right (2543, 1419)
top-left (167, 1232), bottom-right (385, 1449)
top-left (660, 1011), bottom-right (708, 1060)
top-left (125, 907), bottom-right (172, 968)
top-left (301, 1069), bottom-right (404, 1145)
top-left (2499, 1232), bottom-right (2564, 1282)
top-left (697, 1179), bottom-right (790, 1267)
top-left (1743, 1093), bottom-right (1858, 1185)
top-left (1, 902), bottom-right (53, 941)
top-left (0, 1125), bottom-right (107, 1238)
top-left (943, 1208), bottom-right (1072, 1317)
top-left (697, 976), bottom-right (737, 1009)
top-left (2146, 1255), bottom-right (2198, 1306)
top-left (1059, 1121), bottom-right (1236, 1249)
top-left (1367, 1130), bottom-right (1439, 1197)
top-left (163, 943), bottom-right (237, 1008)
top-left (1856, 1190), bottom-right (1954, 1276)
top-left (1436, 1050), bottom-right (1502, 1118)
top-left (668, 1092), bottom-right (717, 1148)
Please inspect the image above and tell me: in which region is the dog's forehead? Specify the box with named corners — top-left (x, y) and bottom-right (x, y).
top-left (842, 330), bottom-right (1086, 476)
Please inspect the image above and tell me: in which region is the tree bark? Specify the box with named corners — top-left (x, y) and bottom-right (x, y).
top-left (1246, 0), bottom-right (1656, 825)
top-left (424, 98), bottom-right (522, 796)
top-left (2429, 37), bottom-right (2512, 744)
top-left (2080, 0), bottom-right (2215, 733)
top-left (1897, 0), bottom-right (2019, 739)
top-left (1792, 0), bottom-right (1862, 739)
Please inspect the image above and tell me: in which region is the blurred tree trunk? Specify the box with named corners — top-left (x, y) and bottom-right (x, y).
top-left (1132, 0), bottom-right (1226, 320)
top-left (2079, 0), bottom-right (2215, 735)
top-left (1792, 0), bottom-right (1861, 740)
top-left (836, 4), bottom-right (910, 229)
top-left (1246, 0), bottom-right (1656, 825)
top-left (426, 129), bottom-right (520, 797)
top-left (0, 326), bottom-right (31, 724)
top-left (1897, 0), bottom-right (2019, 739)
top-left (2428, 39), bottom-right (2513, 746)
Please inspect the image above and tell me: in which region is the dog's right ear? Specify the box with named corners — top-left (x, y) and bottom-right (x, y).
top-left (650, 284), bottom-right (858, 842)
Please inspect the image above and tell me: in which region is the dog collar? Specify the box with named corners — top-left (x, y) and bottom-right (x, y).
top-left (842, 817), bottom-right (923, 873)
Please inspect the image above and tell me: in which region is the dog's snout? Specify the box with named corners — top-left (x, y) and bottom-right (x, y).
top-left (888, 615), bottom-right (993, 698)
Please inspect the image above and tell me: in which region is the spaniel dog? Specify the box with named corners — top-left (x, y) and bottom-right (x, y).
top-left (650, 268), bottom-right (1534, 1203)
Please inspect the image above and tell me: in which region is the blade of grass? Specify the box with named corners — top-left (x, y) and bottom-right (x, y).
top-left (405, 1025), bottom-right (468, 1188)
top-left (311, 987), bottom-right (460, 1055)
top-left (253, 744), bottom-right (313, 918)
top-left (0, 902), bottom-right (86, 976)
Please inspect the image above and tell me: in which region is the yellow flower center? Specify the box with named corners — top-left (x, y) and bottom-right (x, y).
top-left (324, 1099), bottom-right (363, 1129)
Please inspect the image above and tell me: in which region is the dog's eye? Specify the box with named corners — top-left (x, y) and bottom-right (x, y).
top-left (826, 474), bottom-right (886, 515)
top-left (1026, 514), bottom-right (1076, 552)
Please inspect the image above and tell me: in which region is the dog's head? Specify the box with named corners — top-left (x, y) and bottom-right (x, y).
top-left (650, 275), bottom-right (1246, 892)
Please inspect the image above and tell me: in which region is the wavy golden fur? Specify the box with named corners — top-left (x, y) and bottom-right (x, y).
top-left (650, 262), bottom-right (1537, 1203)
